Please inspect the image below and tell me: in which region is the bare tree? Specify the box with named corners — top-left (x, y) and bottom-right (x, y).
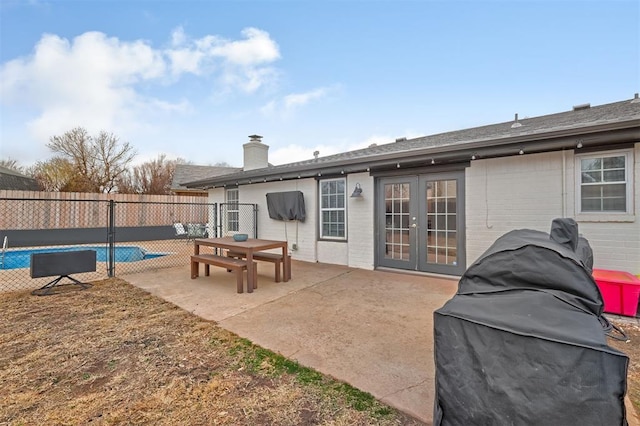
top-left (47, 127), bottom-right (136, 193)
top-left (93, 131), bottom-right (136, 192)
top-left (118, 155), bottom-right (186, 195)
top-left (0, 158), bottom-right (24, 173)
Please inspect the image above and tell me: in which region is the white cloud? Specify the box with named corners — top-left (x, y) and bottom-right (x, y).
top-left (0, 27), bottom-right (282, 148)
top-left (165, 27), bottom-right (210, 76)
top-left (221, 66), bottom-right (280, 94)
top-left (166, 46), bottom-right (205, 76)
top-left (261, 86), bottom-right (333, 118)
top-left (260, 100), bottom-right (277, 116)
top-left (0, 31), bottom-right (171, 142)
top-left (284, 88), bottom-right (328, 109)
top-left (165, 26), bottom-right (281, 92)
top-left (170, 26), bottom-right (187, 47)
top-left (268, 134), bottom-right (396, 166)
top-left (210, 27), bottom-right (280, 66)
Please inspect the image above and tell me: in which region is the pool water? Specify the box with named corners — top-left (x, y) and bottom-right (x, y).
top-left (0, 246), bottom-right (167, 270)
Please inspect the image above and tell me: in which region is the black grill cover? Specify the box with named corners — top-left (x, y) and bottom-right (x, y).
top-left (266, 191), bottom-right (306, 221)
top-left (433, 218), bottom-right (628, 425)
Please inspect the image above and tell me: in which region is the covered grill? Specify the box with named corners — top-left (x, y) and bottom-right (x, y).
top-left (433, 218), bottom-right (628, 425)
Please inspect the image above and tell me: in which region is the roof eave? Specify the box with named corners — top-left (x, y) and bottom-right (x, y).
top-left (185, 120), bottom-right (640, 189)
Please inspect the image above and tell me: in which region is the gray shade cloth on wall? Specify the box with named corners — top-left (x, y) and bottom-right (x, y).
top-left (433, 218), bottom-right (628, 425)
top-left (265, 191), bottom-right (306, 221)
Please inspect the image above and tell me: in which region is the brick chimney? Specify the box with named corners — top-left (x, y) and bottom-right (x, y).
top-left (243, 135), bottom-right (269, 171)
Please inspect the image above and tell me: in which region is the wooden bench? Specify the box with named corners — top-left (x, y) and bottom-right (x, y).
top-left (226, 251), bottom-right (291, 282)
top-left (190, 254), bottom-right (255, 293)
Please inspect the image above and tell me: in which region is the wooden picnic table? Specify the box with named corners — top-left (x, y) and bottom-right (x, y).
top-left (194, 237), bottom-right (290, 293)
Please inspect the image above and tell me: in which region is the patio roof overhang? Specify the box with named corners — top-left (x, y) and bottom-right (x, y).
top-left (185, 120), bottom-right (640, 189)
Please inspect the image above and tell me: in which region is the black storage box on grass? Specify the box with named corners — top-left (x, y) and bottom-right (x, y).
top-left (433, 218), bottom-right (629, 425)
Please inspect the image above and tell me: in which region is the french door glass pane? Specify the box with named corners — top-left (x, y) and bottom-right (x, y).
top-left (425, 179), bottom-right (458, 266)
top-left (384, 183), bottom-right (410, 260)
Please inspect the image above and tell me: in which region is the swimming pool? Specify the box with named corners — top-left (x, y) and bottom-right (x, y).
top-left (0, 246), bottom-right (167, 270)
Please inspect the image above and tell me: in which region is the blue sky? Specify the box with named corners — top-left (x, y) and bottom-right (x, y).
top-left (1, 0), bottom-right (638, 168)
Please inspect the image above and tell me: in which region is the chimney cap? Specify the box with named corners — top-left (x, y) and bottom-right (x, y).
top-left (248, 134), bottom-right (263, 142)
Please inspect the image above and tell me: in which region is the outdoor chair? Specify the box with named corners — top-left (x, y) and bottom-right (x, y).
top-left (186, 223), bottom-right (207, 240)
top-left (205, 223), bottom-right (215, 238)
top-left (173, 223), bottom-right (188, 241)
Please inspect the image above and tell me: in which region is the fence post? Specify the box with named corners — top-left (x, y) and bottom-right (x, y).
top-left (212, 203), bottom-right (218, 238)
top-left (253, 204), bottom-right (258, 238)
top-left (108, 200), bottom-right (115, 277)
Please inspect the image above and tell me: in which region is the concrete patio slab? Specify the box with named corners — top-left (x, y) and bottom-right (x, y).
top-left (124, 260), bottom-right (458, 424)
top-left (124, 260), bottom-right (638, 425)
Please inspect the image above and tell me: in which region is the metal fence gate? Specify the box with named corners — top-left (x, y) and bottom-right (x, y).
top-left (219, 203), bottom-right (258, 238)
top-left (0, 197), bottom-right (257, 292)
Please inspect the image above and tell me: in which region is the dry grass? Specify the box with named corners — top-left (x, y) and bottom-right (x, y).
top-left (0, 278), bottom-right (423, 426)
top-left (609, 322), bottom-right (640, 415)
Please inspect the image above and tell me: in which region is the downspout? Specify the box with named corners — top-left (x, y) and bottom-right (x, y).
top-left (562, 150), bottom-right (566, 217)
top-left (485, 162), bottom-right (492, 229)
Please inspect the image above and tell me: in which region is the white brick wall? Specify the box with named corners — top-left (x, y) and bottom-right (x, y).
top-left (239, 179), bottom-right (317, 262)
top-left (210, 181), bottom-right (316, 261)
top-left (207, 173), bottom-right (375, 269)
top-left (317, 173), bottom-right (375, 268)
top-left (316, 241), bottom-right (347, 265)
top-left (466, 146), bottom-right (640, 274)
top-left (466, 152), bottom-right (564, 266)
top-left (346, 173), bottom-right (375, 269)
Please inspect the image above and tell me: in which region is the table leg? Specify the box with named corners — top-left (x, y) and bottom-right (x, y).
top-left (191, 259), bottom-right (198, 279)
top-left (282, 244), bottom-right (290, 282)
top-left (246, 251), bottom-right (254, 293)
top-left (194, 242), bottom-right (200, 256)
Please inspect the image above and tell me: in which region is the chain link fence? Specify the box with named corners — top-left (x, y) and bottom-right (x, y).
top-left (110, 200), bottom-right (218, 277)
top-left (219, 203), bottom-right (258, 238)
top-left (1, 197), bottom-right (109, 292)
top-left (0, 197), bottom-right (257, 293)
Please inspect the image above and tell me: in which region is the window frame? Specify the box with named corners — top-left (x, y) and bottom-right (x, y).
top-left (318, 177), bottom-right (347, 241)
top-left (225, 188), bottom-right (240, 232)
top-left (575, 148), bottom-right (634, 216)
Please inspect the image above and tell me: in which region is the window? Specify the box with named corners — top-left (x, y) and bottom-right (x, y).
top-left (576, 150), bottom-right (633, 214)
top-left (225, 188), bottom-right (239, 232)
top-left (319, 178), bottom-right (346, 239)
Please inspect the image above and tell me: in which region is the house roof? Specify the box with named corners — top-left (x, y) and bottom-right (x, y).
top-left (0, 166), bottom-right (40, 191)
top-left (185, 96), bottom-right (640, 189)
top-left (171, 164), bottom-right (241, 192)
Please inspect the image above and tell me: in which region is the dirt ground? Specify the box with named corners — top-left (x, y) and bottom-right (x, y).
top-left (0, 278), bottom-right (422, 426)
top-left (609, 320), bottom-right (640, 414)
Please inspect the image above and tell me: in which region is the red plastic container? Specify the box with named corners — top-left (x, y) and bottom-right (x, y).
top-left (593, 269), bottom-right (640, 317)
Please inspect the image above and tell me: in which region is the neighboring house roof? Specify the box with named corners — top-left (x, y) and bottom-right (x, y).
top-left (171, 164), bottom-right (240, 192)
top-left (185, 96), bottom-right (640, 189)
top-left (0, 166), bottom-right (39, 190)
